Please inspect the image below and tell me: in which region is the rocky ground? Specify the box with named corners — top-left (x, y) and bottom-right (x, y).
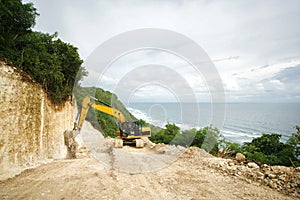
top-left (203, 152), bottom-right (300, 197)
top-left (0, 122), bottom-right (299, 200)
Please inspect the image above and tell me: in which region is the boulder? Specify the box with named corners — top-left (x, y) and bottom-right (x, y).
top-left (247, 162), bottom-right (259, 169)
top-left (235, 153), bottom-right (245, 162)
top-left (268, 174), bottom-right (276, 179)
top-left (256, 171), bottom-right (265, 180)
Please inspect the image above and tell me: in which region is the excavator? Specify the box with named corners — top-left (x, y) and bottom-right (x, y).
top-left (64, 96), bottom-right (151, 155)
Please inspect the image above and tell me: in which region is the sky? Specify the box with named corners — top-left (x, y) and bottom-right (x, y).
top-left (24, 0), bottom-right (300, 103)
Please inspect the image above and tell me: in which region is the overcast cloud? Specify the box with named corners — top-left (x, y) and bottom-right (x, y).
top-left (24, 0), bottom-right (300, 102)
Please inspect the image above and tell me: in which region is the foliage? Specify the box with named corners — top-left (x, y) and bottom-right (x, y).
top-left (220, 127), bottom-right (300, 167)
top-left (150, 124), bottom-right (222, 156)
top-left (188, 125), bottom-right (221, 156)
top-left (0, 0), bottom-right (38, 51)
top-left (286, 125), bottom-right (300, 158)
top-left (223, 141), bottom-right (243, 156)
top-left (0, 0), bottom-right (85, 103)
top-left (150, 123), bottom-right (180, 144)
top-left (172, 128), bottom-right (197, 147)
top-left (137, 119), bottom-right (149, 126)
top-left (241, 133), bottom-right (299, 166)
top-left (244, 133), bottom-right (283, 155)
top-left (149, 121), bottom-right (300, 166)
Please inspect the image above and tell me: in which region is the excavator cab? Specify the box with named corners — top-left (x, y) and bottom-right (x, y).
top-left (116, 120), bottom-right (151, 138)
top-left (119, 121), bottom-right (143, 136)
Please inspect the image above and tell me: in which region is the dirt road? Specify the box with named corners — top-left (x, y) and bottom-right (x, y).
top-left (0, 148), bottom-right (297, 200)
top-left (0, 122), bottom-right (298, 199)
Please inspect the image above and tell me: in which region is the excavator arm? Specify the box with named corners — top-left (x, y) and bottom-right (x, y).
top-left (65, 96), bottom-right (126, 150)
top-left (75, 96), bottom-right (126, 131)
top-left (90, 102), bottom-right (126, 123)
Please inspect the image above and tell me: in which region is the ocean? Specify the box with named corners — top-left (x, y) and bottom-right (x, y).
top-left (127, 103), bottom-right (300, 144)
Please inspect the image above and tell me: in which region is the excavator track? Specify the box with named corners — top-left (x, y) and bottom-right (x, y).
top-left (114, 138), bottom-right (123, 148)
top-left (135, 139), bottom-right (144, 148)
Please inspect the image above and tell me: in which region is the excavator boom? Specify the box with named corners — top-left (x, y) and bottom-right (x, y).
top-left (76, 96), bottom-right (126, 130)
top-left (90, 103), bottom-right (126, 123)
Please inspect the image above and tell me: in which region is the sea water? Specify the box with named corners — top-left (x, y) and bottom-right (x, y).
top-left (127, 103), bottom-right (300, 144)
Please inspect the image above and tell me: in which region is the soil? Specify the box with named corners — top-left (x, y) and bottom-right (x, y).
top-left (0, 122), bottom-right (298, 200)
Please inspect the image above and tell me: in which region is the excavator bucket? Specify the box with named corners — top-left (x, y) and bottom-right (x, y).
top-left (64, 130), bottom-right (78, 158)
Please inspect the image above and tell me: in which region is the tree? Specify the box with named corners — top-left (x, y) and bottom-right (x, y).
top-left (137, 119), bottom-right (149, 126)
top-left (0, 0), bottom-right (85, 103)
top-left (196, 126), bottom-right (220, 155)
top-left (221, 141), bottom-right (243, 157)
top-left (165, 123), bottom-right (180, 135)
top-left (249, 133), bottom-right (284, 155)
top-left (287, 126), bottom-right (300, 158)
top-left (150, 123), bottom-right (180, 144)
top-left (0, 0), bottom-right (38, 61)
top-left (18, 32), bottom-right (83, 102)
top-left (242, 132), bottom-right (299, 166)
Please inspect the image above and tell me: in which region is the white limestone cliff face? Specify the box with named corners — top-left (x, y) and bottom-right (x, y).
top-left (0, 62), bottom-right (74, 179)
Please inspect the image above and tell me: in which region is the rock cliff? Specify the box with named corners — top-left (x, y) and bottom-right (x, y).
top-left (0, 62), bottom-right (74, 179)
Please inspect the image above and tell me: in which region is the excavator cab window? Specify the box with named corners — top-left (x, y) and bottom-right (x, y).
top-left (120, 121), bottom-right (142, 136)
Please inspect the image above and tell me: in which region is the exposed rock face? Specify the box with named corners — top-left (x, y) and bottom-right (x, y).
top-left (0, 63), bottom-right (74, 179)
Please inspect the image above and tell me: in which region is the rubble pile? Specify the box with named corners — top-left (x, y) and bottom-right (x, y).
top-left (202, 153), bottom-right (300, 198)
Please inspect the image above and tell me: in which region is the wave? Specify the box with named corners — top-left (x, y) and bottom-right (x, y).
top-left (220, 130), bottom-right (259, 144)
top-left (127, 107), bottom-right (166, 127)
top-left (127, 103), bottom-right (298, 144)
top-left (128, 106), bottom-right (257, 143)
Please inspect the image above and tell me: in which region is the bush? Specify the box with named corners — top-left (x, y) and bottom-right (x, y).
top-left (241, 132), bottom-right (299, 166)
top-left (150, 124), bottom-right (222, 155)
top-left (150, 123), bottom-right (178, 144)
top-left (149, 122), bottom-right (300, 166)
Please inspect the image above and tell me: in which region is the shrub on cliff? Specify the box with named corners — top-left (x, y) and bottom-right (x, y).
top-left (0, 0), bottom-right (86, 103)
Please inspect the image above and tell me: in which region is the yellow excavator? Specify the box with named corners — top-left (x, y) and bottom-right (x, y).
top-left (64, 96), bottom-right (151, 154)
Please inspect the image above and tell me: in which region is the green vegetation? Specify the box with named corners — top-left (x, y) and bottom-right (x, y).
top-left (74, 87), bottom-right (136, 137)
top-left (151, 123), bottom-right (300, 167)
top-left (0, 0), bottom-right (86, 103)
top-left (238, 126), bottom-right (300, 167)
top-left (150, 124), bottom-right (222, 156)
